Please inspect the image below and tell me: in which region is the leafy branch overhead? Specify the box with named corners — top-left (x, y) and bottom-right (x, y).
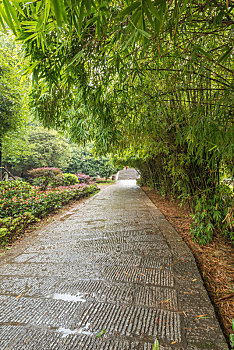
top-left (0, 1), bottom-right (233, 244)
top-left (0, 1), bottom-right (232, 93)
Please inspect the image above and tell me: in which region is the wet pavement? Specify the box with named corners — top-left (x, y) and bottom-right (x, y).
top-left (0, 170), bottom-right (228, 349)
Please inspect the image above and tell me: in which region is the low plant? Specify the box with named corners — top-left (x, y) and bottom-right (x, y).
top-left (62, 173), bottom-right (79, 185)
top-left (230, 319), bottom-right (234, 348)
top-left (0, 213), bottom-right (38, 246)
top-left (0, 179), bottom-right (98, 246)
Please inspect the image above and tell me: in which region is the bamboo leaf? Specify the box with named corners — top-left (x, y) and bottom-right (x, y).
top-left (3, 0), bottom-right (16, 34)
top-left (78, 0), bottom-right (85, 29)
top-left (180, 0), bottom-right (189, 13)
top-left (118, 1), bottom-right (141, 18)
top-left (24, 32), bottom-right (38, 42)
top-left (217, 46), bottom-right (233, 63)
top-left (68, 51), bottom-right (84, 66)
top-left (196, 46), bottom-right (212, 59)
top-left (84, 0), bottom-right (91, 14)
top-left (6, 0), bottom-right (20, 29)
top-left (138, 28), bottom-right (151, 39)
top-left (131, 8), bottom-right (141, 28)
top-left (0, 6), bottom-right (7, 32)
top-left (51, 0), bottom-right (66, 28)
top-left (122, 30), bottom-right (136, 50)
top-left (144, 0), bottom-right (161, 21)
top-left (142, 2), bottom-right (154, 27)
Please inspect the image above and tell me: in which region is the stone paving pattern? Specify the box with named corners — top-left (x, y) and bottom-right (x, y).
top-left (0, 169), bottom-right (228, 349)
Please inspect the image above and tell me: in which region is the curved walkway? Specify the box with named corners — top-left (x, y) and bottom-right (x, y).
top-left (0, 173), bottom-right (228, 349)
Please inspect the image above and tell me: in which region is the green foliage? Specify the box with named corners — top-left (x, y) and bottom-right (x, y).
top-left (62, 173), bottom-right (79, 186)
top-left (191, 186), bottom-right (233, 244)
top-left (66, 146), bottom-right (117, 178)
top-left (0, 33), bottom-right (26, 139)
top-left (230, 319), bottom-right (234, 348)
top-left (4, 128), bottom-right (116, 179)
top-left (0, 32), bottom-right (29, 180)
top-left (0, 213), bottom-right (37, 246)
top-left (0, 227), bottom-right (8, 238)
top-left (4, 127), bottom-right (72, 176)
top-left (28, 167), bottom-right (63, 190)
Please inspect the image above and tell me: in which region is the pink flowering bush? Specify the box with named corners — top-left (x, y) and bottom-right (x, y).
top-left (28, 167), bottom-right (63, 190)
top-left (75, 173), bottom-right (90, 183)
top-left (0, 180), bottom-right (98, 246)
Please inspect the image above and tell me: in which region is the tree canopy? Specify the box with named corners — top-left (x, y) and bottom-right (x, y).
top-left (0, 32), bottom-right (29, 179)
top-left (0, 2), bottom-right (232, 146)
top-left (4, 127), bottom-right (72, 176)
top-left (0, 1), bottom-right (233, 243)
top-left (5, 125), bottom-right (117, 179)
top-left (0, 33), bottom-right (26, 138)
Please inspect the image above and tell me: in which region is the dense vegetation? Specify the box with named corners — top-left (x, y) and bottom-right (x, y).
top-left (0, 33), bottom-right (29, 179)
top-left (0, 1), bottom-right (233, 244)
top-left (3, 126), bottom-right (117, 179)
top-left (0, 170), bottom-right (98, 246)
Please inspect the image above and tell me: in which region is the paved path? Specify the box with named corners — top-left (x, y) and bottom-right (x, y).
top-left (0, 175), bottom-right (228, 349)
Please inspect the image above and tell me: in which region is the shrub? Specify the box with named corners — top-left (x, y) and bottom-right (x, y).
top-left (76, 173), bottom-right (90, 183)
top-left (0, 213), bottom-right (38, 246)
top-left (28, 167), bottom-right (63, 190)
top-left (0, 180), bottom-right (32, 200)
top-left (0, 180), bottom-right (98, 246)
top-left (191, 185), bottom-right (233, 244)
top-left (62, 173), bottom-right (79, 185)
top-left (0, 180), bottom-right (34, 218)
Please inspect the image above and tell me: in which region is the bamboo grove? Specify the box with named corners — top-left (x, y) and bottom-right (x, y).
top-left (0, 0), bottom-right (233, 243)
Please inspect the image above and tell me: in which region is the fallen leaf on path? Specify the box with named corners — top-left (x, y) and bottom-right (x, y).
top-left (152, 338), bottom-right (160, 350)
top-left (158, 298), bottom-right (171, 305)
top-left (15, 293), bottom-right (23, 299)
top-left (96, 330), bottom-right (106, 338)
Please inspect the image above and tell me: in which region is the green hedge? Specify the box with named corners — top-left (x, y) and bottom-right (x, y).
top-left (0, 180), bottom-right (98, 246)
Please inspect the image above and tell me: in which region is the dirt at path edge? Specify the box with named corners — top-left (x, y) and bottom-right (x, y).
top-left (141, 186), bottom-right (234, 348)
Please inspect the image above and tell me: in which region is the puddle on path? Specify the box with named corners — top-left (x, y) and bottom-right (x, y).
top-left (48, 292), bottom-right (86, 303)
top-left (57, 322), bottom-right (92, 338)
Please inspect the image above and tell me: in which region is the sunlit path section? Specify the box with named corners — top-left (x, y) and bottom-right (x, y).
top-left (0, 170), bottom-right (228, 349)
